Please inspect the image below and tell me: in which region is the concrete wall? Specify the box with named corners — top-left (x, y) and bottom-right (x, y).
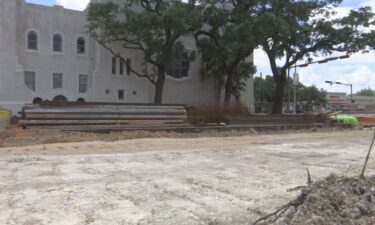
top-left (0, 0), bottom-right (20, 113)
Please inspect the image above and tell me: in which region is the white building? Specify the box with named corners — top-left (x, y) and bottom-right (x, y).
top-left (0, 0), bottom-right (254, 115)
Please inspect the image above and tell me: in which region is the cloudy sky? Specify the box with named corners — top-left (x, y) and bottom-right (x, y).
top-left (27, 0), bottom-right (375, 94)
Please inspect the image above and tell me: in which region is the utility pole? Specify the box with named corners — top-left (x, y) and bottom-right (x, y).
top-left (326, 81), bottom-right (354, 104)
top-left (287, 68), bottom-right (291, 111)
top-left (288, 53), bottom-right (357, 113)
top-left (293, 68), bottom-right (299, 114)
top-left (293, 84), bottom-right (297, 114)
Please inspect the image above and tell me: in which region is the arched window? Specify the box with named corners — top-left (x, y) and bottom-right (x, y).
top-left (32, 97), bottom-right (43, 104)
top-left (167, 52), bottom-right (190, 79)
top-left (27, 31), bottom-right (38, 50)
top-left (77, 98), bottom-right (86, 103)
top-left (77, 37), bottom-right (86, 54)
top-left (53, 34), bottom-right (63, 52)
top-left (52, 95), bottom-right (68, 103)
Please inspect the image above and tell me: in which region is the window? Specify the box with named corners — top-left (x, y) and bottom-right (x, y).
top-left (53, 34), bottom-right (63, 52)
top-left (79, 74), bottom-right (88, 93)
top-left (112, 57), bottom-right (117, 75)
top-left (118, 89), bottom-right (125, 100)
top-left (53, 73), bottom-right (63, 89)
top-left (167, 52), bottom-right (190, 79)
top-left (52, 95), bottom-right (67, 103)
top-left (126, 58), bottom-right (131, 75)
top-left (119, 58), bottom-right (124, 75)
top-left (32, 97), bottom-right (43, 104)
top-left (77, 37), bottom-right (86, 54)
top-left (27, 31), bottom-right (38, 50)
top-left (24, 71), bottom-right (36, 91)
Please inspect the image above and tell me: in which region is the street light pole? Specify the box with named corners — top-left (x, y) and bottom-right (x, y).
top-left (287, 67), bottom-right (291, 111)
top-left (289, 53), bottom-right (355, 113)
top-left (335, 82), bottom-right (353, 103)
top-left (293, 83), bottom-right (297, 114)
top-left (326, 81), bottom-right (354, 104)
top-left (293, 66), bottom-right (298, 114)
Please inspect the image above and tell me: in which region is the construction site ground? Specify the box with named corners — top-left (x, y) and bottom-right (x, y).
top-left (0, 127), bottom-right (375, 224)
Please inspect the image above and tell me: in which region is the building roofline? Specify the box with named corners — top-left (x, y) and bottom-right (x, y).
top-left (24, 0), bottom-right (87, 15)
top-left (326, 92), bottom-right (347, 95)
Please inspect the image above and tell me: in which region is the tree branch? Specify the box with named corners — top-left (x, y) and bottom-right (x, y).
top-left (97, 39), bottom-right (157, 84)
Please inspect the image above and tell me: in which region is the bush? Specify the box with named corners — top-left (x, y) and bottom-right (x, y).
top-left (187, 102), bottom-right (249, 124)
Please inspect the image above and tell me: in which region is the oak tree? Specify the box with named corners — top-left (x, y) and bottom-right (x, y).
top-left (195, 0), bottom-right (258, 103)
top-left (87, 0), bottom-right (202, 103)
top-left (256, 0), bottom-right (374, 114)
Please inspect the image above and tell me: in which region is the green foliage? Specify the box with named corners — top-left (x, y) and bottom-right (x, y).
top-left (356, 88), bottom-right (375, 96)
top-left (297, 85), bottom-right (327, 105)
top-left (254, 0), bottom-right (375, 113)
top-left (87, 0), bottom-right (202, 103)
top-left (255, 76), bottom-right (326, 105)
top-left (231, 62), bottom-right (257, 98)
top-left (196, 0), bottom-right (259, 102)
top-left (86, 0), bottom-right (374, 107)
top-left (254, 75), bottom-right (275, 103)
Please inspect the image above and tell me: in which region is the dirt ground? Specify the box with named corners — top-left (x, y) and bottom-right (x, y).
top-left (0, 129), bottom-right (375, 224)
top-left (0, 125), bottom-right (349, 148)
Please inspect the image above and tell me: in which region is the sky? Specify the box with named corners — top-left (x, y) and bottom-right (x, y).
top-left (27, 0), bottom-right (375, 94)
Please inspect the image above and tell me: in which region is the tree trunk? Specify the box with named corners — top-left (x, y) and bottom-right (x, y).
top-left (224, 76), bottom-right (232, 104)
top-left (272, 73), bottom-right (287, 114)
top-left (215, 84), bottom-right (222, 103)
top-left (235, 94), bottom-right (240, 102)
top-left (154, 66), bottom-right (166, 104)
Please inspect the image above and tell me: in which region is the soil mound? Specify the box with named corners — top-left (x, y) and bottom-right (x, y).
top-left (257, 175), bottom-right (375, 225)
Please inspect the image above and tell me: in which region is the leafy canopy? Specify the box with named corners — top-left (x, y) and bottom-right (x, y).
top-left (356, 88), bottom-right (375, 96)
top-left (196, 0), bottom-right (259, 100)
top-left (254, 75), bottom-right (326, 104)
top-left (87, 0), bottom-right (202, 84)
top-left (258, 0), bottom-right (375, 74)
top-left (254, 0), bottom-right (374, 113)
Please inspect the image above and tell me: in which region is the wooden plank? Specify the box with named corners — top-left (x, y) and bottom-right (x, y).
top-left (36, 105), bottom-right (186, 110)
top-left (24, 105), bottom-right (187, 111)
top-left (24, 108), bottom-right (187, 114)
top-left (29, 123), bottom-right (188, 130)
top-left (25, 114), bottom-right (187, 120)
top-left (21, 103), bottom-right (190, 130)
top-left (26, 104), bottom-right (186, 110)
top-left (37, 102), bottom-right (187, 107)
top-left (19, 119), bottom-right (184, 126)
top-left (83, 105), bottom-right (185, 109)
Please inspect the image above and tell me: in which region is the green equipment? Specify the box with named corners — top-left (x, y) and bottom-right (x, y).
top-left (331, 114), bottom-right (358, 126)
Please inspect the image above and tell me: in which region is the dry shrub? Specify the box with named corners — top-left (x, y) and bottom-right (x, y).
top-left (187, 102), bottom-right (249, 124)
top-left (222, 102), bottom-right (249, 114)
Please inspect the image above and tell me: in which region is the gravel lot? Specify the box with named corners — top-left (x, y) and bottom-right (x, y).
top-left (0, 129), bottom-right (374, 225)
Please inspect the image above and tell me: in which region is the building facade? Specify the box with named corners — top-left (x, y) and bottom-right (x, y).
top-left (326, 92), bottom-right (349, 111)
top-left (0, 0), bottom-right (255, 115)
top-left (326, 92), bottom-right (375, 112)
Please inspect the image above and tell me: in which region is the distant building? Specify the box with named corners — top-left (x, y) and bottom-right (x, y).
top-left (0, 0), bottom-right (255, 114)
top-left (351, 95), bottom-right (375, 112)
top-left (326, 92), bottom-right (375, 112)
top-left (326, 92), bottom-right (349, 111)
